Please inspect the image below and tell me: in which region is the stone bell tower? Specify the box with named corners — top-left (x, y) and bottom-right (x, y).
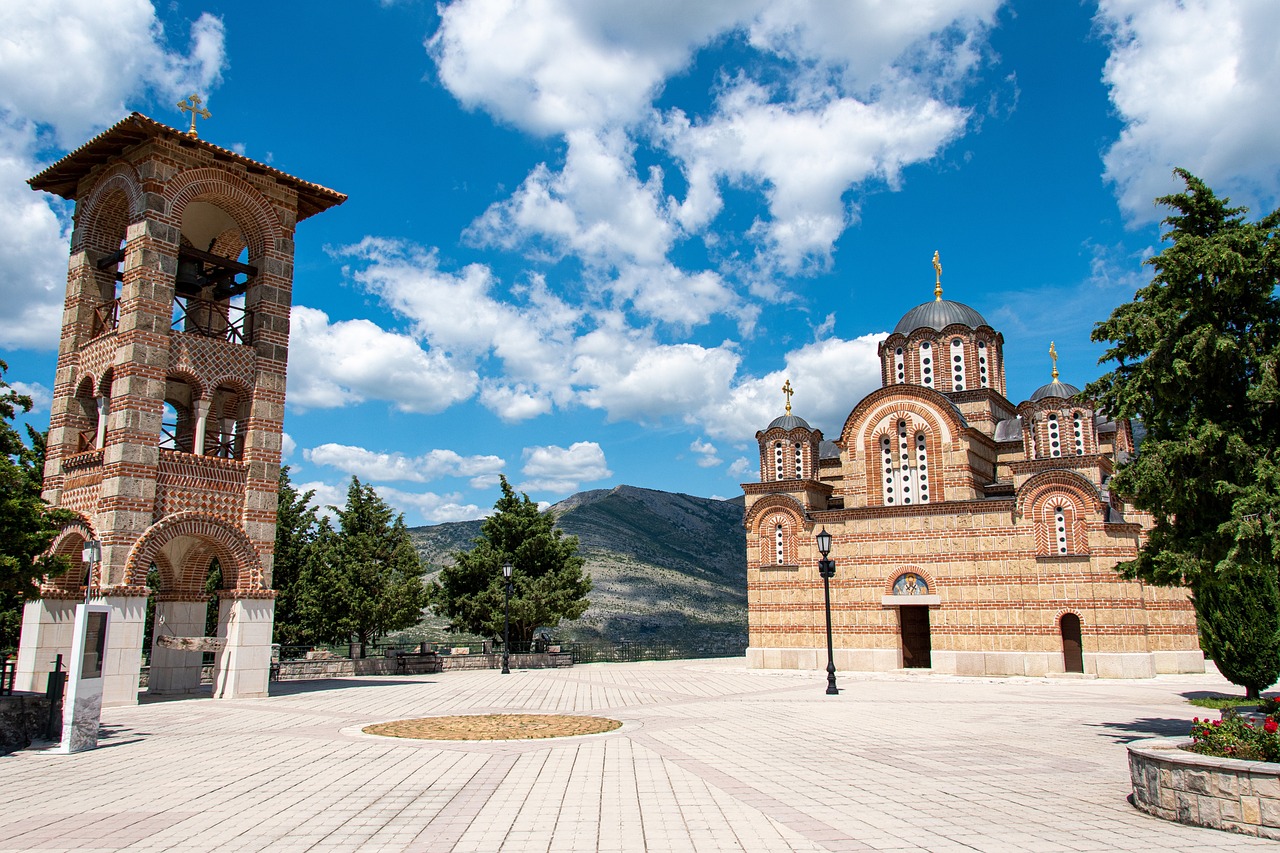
top-left (14, 110), bottom-right (345, 704)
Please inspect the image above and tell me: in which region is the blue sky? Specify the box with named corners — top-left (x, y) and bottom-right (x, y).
top-left (3, 1), bottom-right (1278, 524)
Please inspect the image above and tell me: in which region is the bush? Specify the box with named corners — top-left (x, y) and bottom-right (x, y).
top-left (1186, 709), bottom-right (1280, 762)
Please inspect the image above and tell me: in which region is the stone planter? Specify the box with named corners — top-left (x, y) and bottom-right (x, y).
top-left (1128, 737), bottom-right (1280, 838)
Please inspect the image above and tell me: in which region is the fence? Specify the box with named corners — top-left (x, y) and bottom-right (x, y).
top-left (0, 653), bottom-right (15, 696)
top-left (562, 635), bottom-right (747, 665)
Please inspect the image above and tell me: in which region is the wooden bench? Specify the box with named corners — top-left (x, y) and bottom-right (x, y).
top-left (391, 650), bottom-right (443, 674)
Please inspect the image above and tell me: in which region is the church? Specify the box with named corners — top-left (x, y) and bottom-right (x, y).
top-left (742, 257), bottom-right (1204, 678)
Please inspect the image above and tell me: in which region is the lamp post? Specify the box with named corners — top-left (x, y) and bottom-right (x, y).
top-left (82, 539), bottom-right (101, 604)
top-left (501, 562), bottom-right (513, 675)
top-left (815, 527), bottom-right (838, 695)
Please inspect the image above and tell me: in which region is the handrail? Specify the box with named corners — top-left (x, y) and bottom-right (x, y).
top-left (91, 299), bottom-right (120, 338)
top-left (172, 295), bottom-right (250, 344)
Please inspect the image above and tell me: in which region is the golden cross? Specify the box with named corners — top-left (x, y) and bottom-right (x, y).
top-left (932, 250), bottom-right (943, 301)
top-left (782, 379), bottom-right (794, 415)
top-left (1049, 341), bottom-right (1059, 381)
top-left (177, 93), bottom-right (211, 138)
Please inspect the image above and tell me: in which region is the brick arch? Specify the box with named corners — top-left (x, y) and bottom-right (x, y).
top-left (863, 407), bottom-right (946, 507)
top-left (751, 504), bottom-right (806, 567)
top-left (1016, 470), bottom-right (1103, 519)
top-left (841, 385), bottom-right (967, 450)
top-left (73, 165), bottom-right (144, 254)
top-left (97, 367), bottom-right (116, 399)
top-left (40, 516), bottom-right (96, 594)
top-left (1018, 471), bottom-right (1100, 556)
top-left (125, 512), bottom-right (264, 593)
top-left (743, 493), bottom-right (807, 530)
top-left (883, 565), bottom-right (938, 595)
top-left (164, 168), bottom-right (284, 263)
top-left (164, 369), bottom-right (206, 402)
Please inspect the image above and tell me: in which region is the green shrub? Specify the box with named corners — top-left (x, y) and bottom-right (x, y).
top-left (1186, 709), bottom-right (1280, 762)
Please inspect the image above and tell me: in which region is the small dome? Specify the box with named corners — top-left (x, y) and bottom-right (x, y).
top-left (1029, 380), bottom-right (1081, 402)
top-left (893, 299), bottom-right (989, 336)
top-left (767, 414), bottom-right (811, 431)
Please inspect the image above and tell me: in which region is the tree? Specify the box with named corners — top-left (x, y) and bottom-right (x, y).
top-left (271, 467), bottom-right (319, 645)
top-left (1087, 170), bottom-right (1280, 693)
top-left (430, 475), bottom-right (591, 645)
top-left (0, 361), bottom-right (72, 649)
top-left (1196, 560), bottom-right (1280, 699)
top-left (297, 477), bottom-right (426, 650)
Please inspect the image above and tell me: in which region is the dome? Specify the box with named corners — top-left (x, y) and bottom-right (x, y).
top-left (1029, 380), bottom-right (1081, 402)
top-left (892, 299), bottom-right (989, 336)
top-left (767, 414), bottom-right (811, 431)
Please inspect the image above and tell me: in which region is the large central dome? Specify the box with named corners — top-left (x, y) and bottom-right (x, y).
top-left (893, 299), bottom-right (989, 336)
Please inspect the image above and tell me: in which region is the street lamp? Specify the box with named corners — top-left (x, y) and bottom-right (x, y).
top-left (501, 562), bottom-right (513, 675)
top-left (81, 539), bottom-right (101, 604)
top-left (815, 527), bottom-right (838, 695)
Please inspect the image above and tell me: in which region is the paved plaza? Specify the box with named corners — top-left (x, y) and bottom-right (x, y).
top-left (0, 659), bottom-right (1272, 852)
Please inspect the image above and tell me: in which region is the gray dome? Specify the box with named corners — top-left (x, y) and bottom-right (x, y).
top-left (1029, 380), bottom-right (1081, 402)
top-left (893, 299), bottom-right (989, 335)
top-left (767, 414), bottom-right (811, 431)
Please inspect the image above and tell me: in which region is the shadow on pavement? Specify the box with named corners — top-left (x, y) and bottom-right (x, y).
top-left (1089, 716), bottom-right (1191, 743)
top-left (269, 678), bottom-right (437, 696)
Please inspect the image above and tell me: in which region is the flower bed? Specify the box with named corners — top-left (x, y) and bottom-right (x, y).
top-left (1129, 737), bottom-right (1280, 838)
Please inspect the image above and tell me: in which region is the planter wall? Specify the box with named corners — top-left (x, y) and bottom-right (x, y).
top-left (1128, 737), bottom-right (1280, 839)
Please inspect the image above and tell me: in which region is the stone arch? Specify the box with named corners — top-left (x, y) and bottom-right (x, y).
top-left (164, 168), bottom-right (284, 264)
top-left (40, 516), bottom-right (97, 594)
top-left (73, 164), bottom-right (145, 255)
top-left (1017, 470), bottom-right (1101, 555)
top-left (883, 566), bottom-right (938, 596)
top-left (743, 493), bottom-right (806, 530)
top-left (125, 512), bottom-right (265, 594)
top-left (841, 385), bottom-right (967, 449)
top-left (750, 502), bottom-right (806, 567)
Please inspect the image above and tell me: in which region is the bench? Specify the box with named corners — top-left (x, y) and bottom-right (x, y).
top-left (391, 650), bottom-right (443, 674)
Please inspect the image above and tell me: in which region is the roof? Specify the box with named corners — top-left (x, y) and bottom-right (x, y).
top-left (819, 440), bottom-right (840, 459)
top-left (892, 299), bottom-right (989, 335)
top-left (994, 418), bottom-right (1023, 442)
top-left (1028, 380), bottom-right (1081, 402)
top-left (766, 414), bottom-right (812, 431)
top-left (28, 113), bottom-right (346, 222)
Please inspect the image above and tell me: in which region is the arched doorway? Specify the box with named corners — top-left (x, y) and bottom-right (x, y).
top-left (1060, 613), bottom-right (1084, 673)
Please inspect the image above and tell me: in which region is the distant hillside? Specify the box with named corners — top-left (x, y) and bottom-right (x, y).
top-left (407, 485), bottom-right (747, 645)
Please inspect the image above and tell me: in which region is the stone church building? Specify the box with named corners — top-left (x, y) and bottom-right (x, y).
top-left (743, 269), bottom-right (1204, 678)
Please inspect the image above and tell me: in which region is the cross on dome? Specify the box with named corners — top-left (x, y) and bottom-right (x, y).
top-left (782, 379), bottom-right (794, 415)
top-left (177, 94), bottom-right (211, 137)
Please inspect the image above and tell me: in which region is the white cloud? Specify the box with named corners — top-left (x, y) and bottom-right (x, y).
top-left (519, 441), bottom-right (612, 494)
top-left (375, 486), bottom-right (486, 524)
top-left (281, 432), bottom-right (297, 460)
top-left (727, 457), bottom-right (750, 478)
top-left (286, 306), bottom-right (477, 413)
top-left (0, 4), bottom-right (227, 351)
top-left (1098, 0), bottom-right (1280, 220)
top-left (690, 438), bottom-right (721, 468)
top-left (304, 442), bottom-right (505, 484)
top-left (8, 381), bottom-right (53, 413)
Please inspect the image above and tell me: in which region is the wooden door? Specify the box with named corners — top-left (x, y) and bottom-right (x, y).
top-left (1060, 613), bottom-right (1084, 673)
top-left (900, 606), bottom-right (932, 668)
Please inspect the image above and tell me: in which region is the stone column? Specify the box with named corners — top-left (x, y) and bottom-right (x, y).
top-left (212, 596), bottom-right (275, 699)
top-left (99, 594), bottom-right (147, 706)
top-left (95, 396), bottom-right (109, 448)
top-left (191, 399), bottom-right (211, 456)
top-left (148, 598), bottom-right (208, 694)
top-left (12, 598), bottom-right (80, 693)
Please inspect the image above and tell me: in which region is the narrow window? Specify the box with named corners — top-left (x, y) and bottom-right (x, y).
top-left (774, 441), bottom-right (784, 481)
top-left (1047, 413), bottom-right (1061, 458)
top-left (951, 338), bottom-right (966, 391)
top-left (1073, 412), bottom-right (1085, 456)
top-left (881, 435), bottom-right (895, 504)
top-left (894, 347), bottom-right (905, 383)
top-left (1055, 506), bottom-right (1068, 554)
top-left (977, 340), bottom-right (989, 388)
top-left (915, 432), bottom-right (930, 503)
top-left (919, 342), bottom-right (933, 388)
top-left (775, 524), bottom-right (785, 564)
top-left (794, 442), bottom-right (803, 479)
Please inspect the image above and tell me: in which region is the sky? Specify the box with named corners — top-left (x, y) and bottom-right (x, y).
top-left (2, 0), bottom-right (1279, 525)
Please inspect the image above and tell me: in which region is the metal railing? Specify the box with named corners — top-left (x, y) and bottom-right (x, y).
top-left (91, 299), bottom-right (120, 338)
top-left (172, 295), bottom-right (250, 344)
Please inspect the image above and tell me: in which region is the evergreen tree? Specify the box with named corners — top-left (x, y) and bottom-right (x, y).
top-left (0, 361), bottom-right (73, 649)
top-left (1196, 559), bottom-right (1280, 699)
top-left (431, 475), bottom-right (591, 644)
top-left (1087, 170), bottom-right (1280, 693)
top-left (297, 477), bottom-right (426, 650)
top-left (271, 467), bottom-right (319, 645)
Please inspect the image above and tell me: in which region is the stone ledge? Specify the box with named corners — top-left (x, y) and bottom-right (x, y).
top-left (1128, 736), bottom-right (1280, 839)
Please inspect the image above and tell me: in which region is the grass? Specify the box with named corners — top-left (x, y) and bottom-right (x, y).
top-left (1187, 694), bottom-right (1262, 710)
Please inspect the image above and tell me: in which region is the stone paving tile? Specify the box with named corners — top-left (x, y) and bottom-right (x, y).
top-left (0, 659), bottom-right (1274, 851)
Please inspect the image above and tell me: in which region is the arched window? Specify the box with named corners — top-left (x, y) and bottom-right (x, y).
top-left (793, 442), bottom-right (803, 479)
top-left (1072, 412), bottom-right (1085, 456)
top-left (883, 420), bottom-right (930, 505)
top-left (919, 342), bottom-right (933, 388)
top-left (1047, 413), bottom-right (1061, 457)
top-left (774, 442), bottom-right (784, 481)
top-left (894, 347), bottom-right (905, 384)
top-left (977, 340), bottom-right (990, 388)
top-left (1054, 506), bottom-right (1068, 554)
top-left (775, 524), bottom-right (785, 564)
top-left (950, 338), bottom-right (966, 391)
top-left (1040, 497), bottom-right (1084, 556)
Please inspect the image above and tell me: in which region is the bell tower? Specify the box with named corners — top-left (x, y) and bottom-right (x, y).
top-left (14, 112), bottom-right (345, 703)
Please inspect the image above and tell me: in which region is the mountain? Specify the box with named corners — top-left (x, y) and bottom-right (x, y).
top-left (407, 485), bottom-right (747, 646)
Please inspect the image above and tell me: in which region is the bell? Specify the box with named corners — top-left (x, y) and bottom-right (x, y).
top-left (175, 258), bottom-right (205, 295)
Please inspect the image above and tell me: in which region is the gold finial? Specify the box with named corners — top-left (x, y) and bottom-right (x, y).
top-left (932, 250), bottom-right (943, 301)
top-left (177, 93), bottom-right (211, 137)
top-left (1049, 341), bottom-right (1059, 381)
top-left (782, 379), bottom-right (794, 415)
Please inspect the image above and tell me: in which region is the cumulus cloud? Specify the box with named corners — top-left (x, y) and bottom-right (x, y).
top-left (519, 441), bottom-right (612, 494)
top-left (727, 457), bottom-right (751, 478)
top-left (1098, 0), bottom-right (1280, 220)
top-left (0, 3), bottom-right (227, 350)
top-left (281, 432), bottom-right (297, 460)
top-left (305, 443), bottom-right (505, 484)
top-left (7, 381), bottom-right (53, 413)
top-left (690, 438), bottom-right (722, 468)
top-left (287, 306), bottom-right (477, 413)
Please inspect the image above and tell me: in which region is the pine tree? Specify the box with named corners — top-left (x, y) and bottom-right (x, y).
top-left (1088, 170), bottom-right (1280, 694)
top-left (271, 467), bottom-right (319, 645)
top-left (431, 475), bottom-right (591, 644)
top-left (297, 477), bottom-right (426, 650)
top-left (1195, 560), bottom-right (1280, 699)
top-left (0, 361), bottom-right (73, 649)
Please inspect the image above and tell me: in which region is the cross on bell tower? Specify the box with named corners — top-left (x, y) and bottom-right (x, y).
top-left (14, 113), bottom-right (345, 704)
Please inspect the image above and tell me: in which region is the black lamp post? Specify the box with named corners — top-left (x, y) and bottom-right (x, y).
top-left (501, 562), bottom-right (513, 675)
top-left (815, 527), bottom-right (838, 695)
top-left (81, 539), bottom-right (101, 605)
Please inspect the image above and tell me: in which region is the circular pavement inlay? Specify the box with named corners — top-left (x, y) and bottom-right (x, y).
top-left (362, 713), bottom-right (623, 741)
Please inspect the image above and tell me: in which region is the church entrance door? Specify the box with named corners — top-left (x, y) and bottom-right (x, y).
top-left (1060, 613), bottom-right (1084, 673)
top-left (900, 606), bottom-right (931, 668)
